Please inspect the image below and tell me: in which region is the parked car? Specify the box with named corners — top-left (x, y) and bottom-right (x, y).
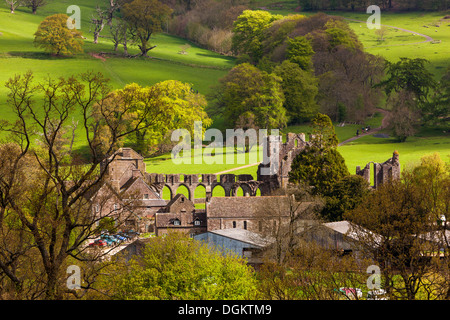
top-left (113, 234), bottom-right (127, 241)
top-left (118, 231), bottom-right (131, 240)
top-left (100, 234), bottom-right (118, 246)
top-left (125, 229), bottom-right (140, 239)
top-left (89, 239), bottom-right (107, 247)
top-left (338, 287), bottom-right (363, 300)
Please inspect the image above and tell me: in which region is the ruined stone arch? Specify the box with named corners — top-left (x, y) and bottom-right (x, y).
top-left (231, 184), bottom-right (245, 197)
top-left (161, 184), bottom-right (174, 200)
top-left (231, 182), bottom-right (252, 197)
top-left (175, 184), bottom-right (192, 200)
top-left (194, 183), bottom-right (207, 200)
top-left (211, 184), bottom-right (226, 197)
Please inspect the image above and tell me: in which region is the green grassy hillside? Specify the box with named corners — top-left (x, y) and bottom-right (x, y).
top-left (0, 1), bottom-right (234, 101)
top-left (0, 1), bottom-right (448, 189)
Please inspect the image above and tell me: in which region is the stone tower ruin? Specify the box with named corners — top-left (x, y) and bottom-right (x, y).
top-left (356, 151), bottom-right (400, 188)
top-left (257, 132), bottom-right (309, 190)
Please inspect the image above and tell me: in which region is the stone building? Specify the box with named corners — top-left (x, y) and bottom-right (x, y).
top-left (356, 151), bottom-right (401, 188)
top-left (206, 195), bottom-right (314, 234)
top-left (92, 148), bottom-right (166, 233)
top-left (257, 133), bottom-right (309, 190)
top-left (155, 194), bottom-right (207, 236)
top-left (90, 136), bottom-right (400, 235)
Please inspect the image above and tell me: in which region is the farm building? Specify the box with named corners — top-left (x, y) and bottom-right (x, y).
top-left (194, 228), bottom-right (273, 267)
top-left (299, 220), bottom-right (380, 255)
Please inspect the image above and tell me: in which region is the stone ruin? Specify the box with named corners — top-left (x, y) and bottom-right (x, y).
top-left (102, 135), bottom-right (401, 206)
top-left (257, 132), bottom-right (309, 190)
top-left (356, 151), bottom-right (400, 188)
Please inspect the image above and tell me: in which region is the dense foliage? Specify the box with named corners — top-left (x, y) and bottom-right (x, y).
top-left (229, 11), bottom-right (385, 125)
top-left (33, 13), bottom-right (84, 56)
top-left (96, 232), bottom-right (258, 299)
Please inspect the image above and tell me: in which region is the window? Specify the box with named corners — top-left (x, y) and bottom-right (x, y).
top-left (143, 194), bottom-right (149, 199)
top-left (194, 219), bottom-right (201, 226)
top-left (113, 204), bottom-right (119, 211)
top-left (180, 197), bottom-right (185, 203)
top-left (173, 219), bottom-right (181, 226)
top-left (258, 220), bottom-right (262, 232)
top-left (232, 221), bottom-right (236, 228)
top-left (95, 205), bottom-right (100, 213)
top-left (243, 221), bottom-right (247, 230)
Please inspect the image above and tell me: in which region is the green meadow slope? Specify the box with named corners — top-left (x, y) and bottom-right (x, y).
top-left (0, 0), bottom-right (233, 103)
top-left (0, 1), bottom-right (448, 191)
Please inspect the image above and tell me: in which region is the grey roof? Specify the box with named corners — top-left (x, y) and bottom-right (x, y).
top-left (322, 220), bottom-right (383, 245)
top-left (323, 221), bottom-right (352, 234)
top-left (209, 228), bottom-right (274, 248)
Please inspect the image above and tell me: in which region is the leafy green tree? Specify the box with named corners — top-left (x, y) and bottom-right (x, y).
top-left (289, 147), bottom-right (350, 196)
top-left (309, 112), bottom-right (339, 149)
top-left (212, 63), bottom-right (287, 130)
top-left (274, 60), bottom-right (319, 123)
top-left (232, 10), bottom-right (282, 63)
top-left (289, 113), bottom-right (349, 195)
top-left (98, 232), bottom-right (258, 299)
top-left (322, 175), bottom-right (370, 221)
top-left (423, 66), bottom-right (450, 126)
top-left (34, 14), bottom-right (84, 56)
top-left (122, 0), bottom-right (172, 57)
top-left (285, 36), bottom-right (314, 71)
top-left (406, 153), bottom-right (450, 226)
top-left (260, 14), bottom-right (306, 62)
top-left (324, 19), bottom-right (362, 51)
top-left (377, 57), bottom-right (436, 106)
top-left (94, 80), bottom-right (211, 155)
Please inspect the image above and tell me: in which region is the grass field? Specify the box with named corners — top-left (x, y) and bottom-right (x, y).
top-left (0, 1), bottom-right (234, 152)
top-left (326, 11), bottom-right (450, 80)
top-left (253, 0), bottom-right (450, 79)
top-left (0, 0), bottom-right (448, 193)
top-left (0, 1), bottom-right (233, 103)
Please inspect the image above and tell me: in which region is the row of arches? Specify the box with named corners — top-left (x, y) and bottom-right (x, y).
top-left (161, 184), bottom-right (263, 201)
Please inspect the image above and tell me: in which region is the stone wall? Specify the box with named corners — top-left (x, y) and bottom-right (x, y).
top-left (356, 151), bottom-right (400, 188)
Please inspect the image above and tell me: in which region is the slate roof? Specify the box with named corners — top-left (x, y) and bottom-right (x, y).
top-left (207, 196), bottom-right (313, 217)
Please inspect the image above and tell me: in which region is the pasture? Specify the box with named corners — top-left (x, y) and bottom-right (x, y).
top-left (0, 0), bottom-right (448, 192)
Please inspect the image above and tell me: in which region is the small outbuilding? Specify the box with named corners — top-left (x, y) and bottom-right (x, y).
top-left (194, 228), bottom-right (273, 267)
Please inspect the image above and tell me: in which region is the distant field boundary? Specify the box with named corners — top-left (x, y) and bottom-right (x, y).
top-left (84, 50), bottom-right (234, 71)
top-left (327, 14), bottom-right (435, 48)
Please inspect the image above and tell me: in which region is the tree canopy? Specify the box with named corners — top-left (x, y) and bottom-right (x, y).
top-left (212, 62), bottom-right (287, 130)
top-left (34, 14), bottom-right (84, 56)
top-left (289, 113), bottom-right (349, 196)
top-left (93, 80), bottom-right (211, 156)
top-left (122, 0), bottom-right (173, 57)
top-left (96, 232), bottom-right (257, 299)
top-left (230, 11), bottom-right (385, 124)
top-left (274, 60), bottom-right (319, 123)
